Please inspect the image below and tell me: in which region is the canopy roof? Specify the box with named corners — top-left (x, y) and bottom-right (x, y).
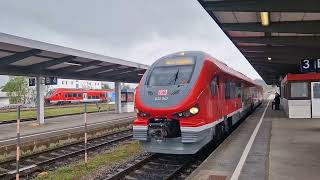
top-left (198, 0), bottom-right (320, 85)
top-left (0, 33), bottom-right (149, 83)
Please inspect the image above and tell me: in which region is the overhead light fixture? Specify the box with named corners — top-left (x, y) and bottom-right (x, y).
top-left (138, 73), bottom-right (144, 76)
top-left (268, 57), bottom-right (272, 61)
top-left (260, 12), bottom-right (269, 26)
top-left (64, 62), bottom-right (82, 66)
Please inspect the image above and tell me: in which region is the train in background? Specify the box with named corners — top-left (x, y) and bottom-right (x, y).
top-left (45, 88), bottom-right (115, 105)
top-left (133, 51), bottom-right (262, 154)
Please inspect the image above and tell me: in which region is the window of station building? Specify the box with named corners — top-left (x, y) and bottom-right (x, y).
top-left (290, 82), bottom-right (308, 98)
top-left (210, 76), bottom-right (219, 96)
top-left (313, 83), bottom-right (320, 99)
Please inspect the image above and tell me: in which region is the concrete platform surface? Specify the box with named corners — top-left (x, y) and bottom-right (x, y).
top-left (0, 111), bottom-right (136, 141)
top-left (188, 100), bottom-right (320, 180)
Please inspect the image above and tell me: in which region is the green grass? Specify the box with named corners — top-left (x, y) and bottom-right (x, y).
top-left (0, 104), bottom-right (115, 121)
top-left (36, 141), bottom-right (141, 180)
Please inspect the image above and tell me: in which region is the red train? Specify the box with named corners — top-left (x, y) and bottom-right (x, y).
top-left (133, 51), bottom-right (262, 154)
top-left (45, 88), bottom-right (113, 105)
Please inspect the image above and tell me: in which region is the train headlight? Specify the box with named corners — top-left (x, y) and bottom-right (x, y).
top-left (189, 107), bottom-right (199, 115)
top-left (175, 105), bottom-right (199, 118)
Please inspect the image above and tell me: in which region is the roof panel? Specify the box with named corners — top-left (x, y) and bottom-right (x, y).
top-left (214, 12), bottom-right (238, 23)
top-left (0, 33), bottom-right (149, 83)
top-left (10, 56), bottom-right (51, 66)
top-left (0, 51), bottom-right (13, 58)
top-left (279, 12), bottom-right (304, 21)
top-left (303, 13), bottom-right (320, 20)
top-left (0, 42), bottom-right (30, 52)
top-left (234, 12), bottom-right (259, 22)
top-left (47, 63), bottom-right (72, 70)
top-left (228, 31), bottom-right (264, 37)
top-left (38, 51), bottom-right (66, 58)
top-left (270, 12), bottom-right (281, 22)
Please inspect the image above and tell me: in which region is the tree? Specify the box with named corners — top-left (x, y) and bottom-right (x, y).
top-left (101, 83), bottom-right (111, 90)
top-left (2, 76), bottom-right (29, 104)
top-left (122, 84), bottom-right (131, 90)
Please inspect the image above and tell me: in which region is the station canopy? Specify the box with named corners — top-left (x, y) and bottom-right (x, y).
top-left (0, 33), bottom-right (149, 83)
top-left (198, 0), bottom-right (320, 85)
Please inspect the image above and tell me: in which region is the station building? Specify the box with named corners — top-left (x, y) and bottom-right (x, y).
top-left (0, 92), bottom-right (9, 107)
top-left (281, 73), bottom-right (320, 118)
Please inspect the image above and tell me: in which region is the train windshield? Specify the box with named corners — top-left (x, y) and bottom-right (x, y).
top-left (147, 65), bottom-right (194, 86)
top-left (46, 89), bottom-right (55, 97)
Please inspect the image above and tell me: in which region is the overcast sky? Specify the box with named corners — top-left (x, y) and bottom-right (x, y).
top-left (0, 0), bottom-right (261, 85)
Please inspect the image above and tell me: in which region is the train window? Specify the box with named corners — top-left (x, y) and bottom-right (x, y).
top-left (225, 81), bottom-right (237, 99)
top-left (72, 93), bottom-right (77, 97)
top-left (147, 65), bottom-right (194, 86)
top-left (290, 82), bottom-right (308, 98)
top-left (78, 93), bottom-right (82, 97)
top-left (236, 82), bottom-right (242, 98)
top-left (210, 76), bottom-right (218, 96)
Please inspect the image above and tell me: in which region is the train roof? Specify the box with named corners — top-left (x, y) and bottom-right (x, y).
top-left (204, 53), bottom-right (262, 87)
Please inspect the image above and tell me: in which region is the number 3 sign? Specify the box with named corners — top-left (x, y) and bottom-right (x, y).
top-left (301, 59), bottom-right (320, 72)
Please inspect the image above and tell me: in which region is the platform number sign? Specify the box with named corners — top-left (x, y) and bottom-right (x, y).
top-left (45, 77), bottom-right (58, 85)
top-left (29, 78), bottom-right (36, 86)
top-left (300, 59), bottom-right (320, 73)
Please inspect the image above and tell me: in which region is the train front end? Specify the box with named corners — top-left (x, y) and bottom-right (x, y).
top-left (133, 52), bottom-right (212, 154)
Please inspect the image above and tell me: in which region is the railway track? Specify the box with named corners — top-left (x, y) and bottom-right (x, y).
top-left (102, 103), bottom-right (263, 180)
top-left (104, 145), bottom-right (214, 180)
top-left (0, 129), bottom-right (133, 179)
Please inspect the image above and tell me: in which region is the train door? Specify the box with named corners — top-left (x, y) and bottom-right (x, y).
top-left (210, 76), bottom-right (222, 118)
top-left (311, 82), bottom-right (320, 118)
top-left (83, 93), bottom-right (88, 102)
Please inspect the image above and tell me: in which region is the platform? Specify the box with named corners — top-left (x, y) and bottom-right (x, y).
top-left (187, 99), bottom-right (320, 180)
top-left (0, 111), bottom-right (136, 145)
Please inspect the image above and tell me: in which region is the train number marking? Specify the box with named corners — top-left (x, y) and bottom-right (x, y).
top-left (155, 96), bottom-right (168, 101)
top-left (158, 89), bottom-right (168, 96)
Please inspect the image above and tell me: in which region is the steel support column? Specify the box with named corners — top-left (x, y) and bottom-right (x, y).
top-left (36, 76), bottom-right (45, 124)
top-left (114, 82), bottom-right (122, 114)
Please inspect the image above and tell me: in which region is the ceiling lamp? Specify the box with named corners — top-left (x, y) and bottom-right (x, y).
top-left (260, 12), bottom-right (270, 26)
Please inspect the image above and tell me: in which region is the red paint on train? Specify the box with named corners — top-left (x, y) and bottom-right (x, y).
top-left (45, 88), bottom-right (113, 104)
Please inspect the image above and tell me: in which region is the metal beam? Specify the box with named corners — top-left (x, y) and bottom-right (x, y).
top-left (53, 60), bottom-right (102, 74)
top-left (0, 49), bottom-right (42, 65)
top-left (222, 21), bottom-right (320, 34)
top-left (98, 67), bottom-right (137, 78)
top-left (248, 59), bottom-right (298, 65)
top-left (28, 55), bottom-right (76, 71)
top-left (113, 69), bottom-right (146, 80)
top-left (233, 36), bottom-right (320, 47)
top-left (243, 52), bottom-right (319, 59)
top-left (239, 46), bottom-right (320, 54)
top-left (81, 64), bottom-right (121, 76)
top-left (203, 0), bottom-right (320, 12)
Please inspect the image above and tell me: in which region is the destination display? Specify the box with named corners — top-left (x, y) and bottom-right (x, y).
top-left (300, 59), bottom-right (320, 73)
top-left (45, 77), bottom-right (58, 85)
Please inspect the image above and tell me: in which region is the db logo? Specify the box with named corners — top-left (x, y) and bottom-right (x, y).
top-left (158, 89), bottom-right (168, 96)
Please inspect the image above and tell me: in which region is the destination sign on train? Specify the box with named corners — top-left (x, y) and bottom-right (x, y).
top-left (164, 57), bottom-right (195, 65)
